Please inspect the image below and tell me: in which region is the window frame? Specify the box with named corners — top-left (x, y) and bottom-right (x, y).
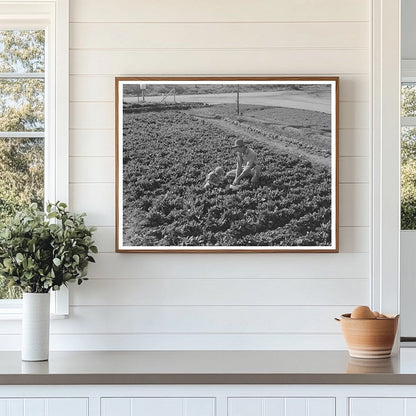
top-left (0, 0), bottom-right (69, 316)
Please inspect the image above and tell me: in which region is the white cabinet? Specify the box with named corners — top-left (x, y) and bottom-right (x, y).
top-left (0, 398), bottom-right (88, 416)
top-left (350, 398), bottom-right (416, 416)
top-left (101, 397), bottom-right (215, 416)
top-left (5, 385), bottom-right (416, 416)
top-left (228, 397), bottom-right (335, 416)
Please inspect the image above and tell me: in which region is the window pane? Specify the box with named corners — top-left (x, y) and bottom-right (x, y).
top-left (0, 137), bottom-right (44, 218)
top-left (0, 137), bottom-right (43, 300)
top-left (0, 30), bottom-right (45, 73)
top-left (402, 83), bottom-right (416, 117)
top-left (0, 284), bottom-right (22, 300)
top-left (0, 78), bottom-right (44, 131)
top-left (401, 127), bottom-right (416, 230)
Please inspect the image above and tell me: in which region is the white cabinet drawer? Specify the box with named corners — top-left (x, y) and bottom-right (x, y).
top-left (0, 398), bottom-right (88, 416)
top-left (101, 397), bottom-right (215, 416)
top-left (228, 397), bottom-right (335, 416)
top-left (349, 398), bottom-right (416, 416)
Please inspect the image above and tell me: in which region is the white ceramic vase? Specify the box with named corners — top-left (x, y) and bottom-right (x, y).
top-left (22, 292), bottom-right (50, 361)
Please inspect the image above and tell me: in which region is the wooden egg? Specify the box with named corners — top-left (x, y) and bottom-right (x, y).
top-left (351, 306), bottom-right (376, 319)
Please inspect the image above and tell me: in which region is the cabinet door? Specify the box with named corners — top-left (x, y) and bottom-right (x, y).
top-left (350, 398), bottom-right (416, 416)
top-left (228, 397), bottom-right (335, 416)
top-left (101, 398), bottom-right (215, 416)
top-left (0, 398), bottom-right (88, 416)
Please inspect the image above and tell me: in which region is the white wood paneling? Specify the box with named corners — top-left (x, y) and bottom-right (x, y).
top-left (48, 305), bottom-right (355, 334)
top-left (339, 129), bottom-right (369, 157)
top-left (286, 399), bottom-right (308, 416)
top-left (6, 400), bottom-right (23, 416)
top-left (405, 399), bottom-right (416, 414)
top-left (70, 49), bottom-right (368, 76)
top-left (0, 332), bottom-right (347, 350)
top-left (0, 398), bottom-right (88, 416)
top-left (69, 0), bottom-right (369, 23)
top-left (309, 398), bottom-right (336, 416)
top-left (70, 278), bottom-right (368, 306)
top-left (70, 22), bottom-right (368, 49)
top-left (47, 398), bottom-right (88, 416)
top-left (264, 399), bottom-right (285, 415)
top-left (349, 398), bottom-right (405, 416)
top-left (229, 398), bottom-right (262, 416)
top-left (339, 157), bottom-right (369, 183)
top-left (185, 398), bottom-right (215, 416)
top-left (51, 332), bottom-right (346, 350)
top-left (0, 304), bottom-right (359, 335)
top-left (69, 157), bottom-right (114, 183)
top-left (25, 399), bottom-right (44, 416)
top-left (339, 102), bottom-right (369, 130)
top-left (69, 129), bottom-right (114, 157)
top-left (339, 227), bottom-right (369, 253)
top-left (101, 398), bottom-right (214, 416)
top-left (86, 253), bottom-right (369, 279)
top-left (69, 183), bottom-right (114, 226)
top-left (101, 398), bottom-right (130, 416)
top-left (70, 76), bottom-right (115, 102)
top-left (69, 102), bottom-right (114, 129)
top-left (339, 184), bottom-right (369, 227)
top-left (228, 398), bottom-right (335, 416)
top-left (90, 227), bottom-right (115, 253)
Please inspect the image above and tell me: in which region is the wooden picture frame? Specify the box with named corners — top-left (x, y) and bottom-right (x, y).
top-left (116, 77), bottom-right (339, 253)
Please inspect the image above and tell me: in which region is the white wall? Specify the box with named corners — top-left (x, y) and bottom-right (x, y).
top-left (60, 0), bottom-right (371, 350)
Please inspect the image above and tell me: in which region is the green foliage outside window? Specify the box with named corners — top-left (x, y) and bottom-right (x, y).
top-left (401, 84), bottom-right (416, 230)
top-left (0, 30), bottom-right (45, 299)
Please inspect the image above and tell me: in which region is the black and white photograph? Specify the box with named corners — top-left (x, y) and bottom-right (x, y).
top-left (116, 77), bottom-right (339, 252)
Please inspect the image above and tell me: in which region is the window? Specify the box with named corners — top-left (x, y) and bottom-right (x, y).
top-left (401, 74), bottom-right (416, 229)
top-left (0, 29), bottom-right (45, 300)
top-left (0, 0), bottom-right (69, 314)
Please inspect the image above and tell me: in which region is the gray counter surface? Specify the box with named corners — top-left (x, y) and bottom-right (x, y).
top-left (1, 349), bottom-right (416, 385)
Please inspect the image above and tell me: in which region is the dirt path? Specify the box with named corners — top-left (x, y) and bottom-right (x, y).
top-left (197, 115), bottom-right (331, 168)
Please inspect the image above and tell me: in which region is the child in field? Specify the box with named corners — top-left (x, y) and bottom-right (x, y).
top-left (203, 166), bottom-right (225, 189)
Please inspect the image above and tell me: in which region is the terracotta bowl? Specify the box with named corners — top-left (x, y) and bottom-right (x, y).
top-left (337, 313), bottom-right (399, 359)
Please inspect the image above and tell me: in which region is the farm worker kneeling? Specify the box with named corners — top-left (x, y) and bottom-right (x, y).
top-left (227, 138), bottom-right (261, 186)
top-left (204, 166), bottom-right (225, 189)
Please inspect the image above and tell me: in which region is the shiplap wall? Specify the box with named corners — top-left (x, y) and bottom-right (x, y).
top-left (56, 0), bottom-right (371, 350)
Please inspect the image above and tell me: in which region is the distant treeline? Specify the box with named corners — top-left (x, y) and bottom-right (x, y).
top-left (123, 83), bottom-right (329, 97)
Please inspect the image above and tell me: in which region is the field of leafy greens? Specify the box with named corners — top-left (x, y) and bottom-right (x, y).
top-left (122, 103), bottom-right (332, 247)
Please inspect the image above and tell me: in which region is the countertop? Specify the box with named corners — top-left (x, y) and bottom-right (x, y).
top-left (2, 349), bottom-right (416, 385)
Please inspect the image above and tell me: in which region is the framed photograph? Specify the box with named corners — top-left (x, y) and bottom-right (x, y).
top-left (116, 77), bottom-right (339, 252)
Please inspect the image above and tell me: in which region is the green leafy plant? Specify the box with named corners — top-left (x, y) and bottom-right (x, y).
top-left (0, 202), bottom-right (97, 293)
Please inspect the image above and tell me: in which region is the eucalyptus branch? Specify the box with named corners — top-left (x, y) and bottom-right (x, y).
top-left (0, 202), bottom-right (97, 293)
